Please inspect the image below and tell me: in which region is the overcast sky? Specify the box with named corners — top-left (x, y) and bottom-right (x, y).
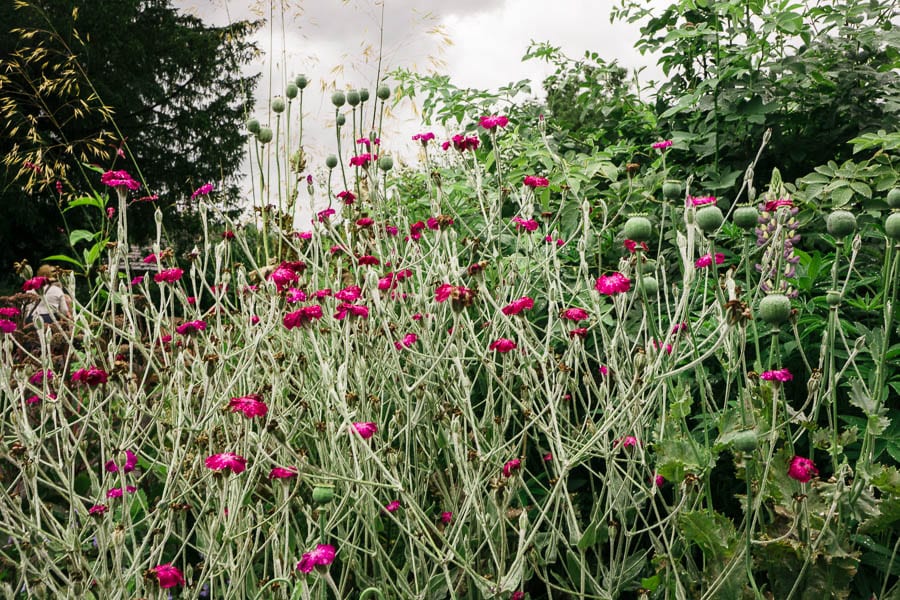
top-left (172, 0), bottom-right (663, 216)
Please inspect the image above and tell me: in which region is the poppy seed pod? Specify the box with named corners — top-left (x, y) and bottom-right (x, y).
top-left (623, 215), bottom-right (652, 242)
top-left (346, 89), bottom-right (360, 106)
top-left (285, 83), bottom-right (299, 99)
top-left (825, 290), bottom-right (842, 306)
top-left (295, 74), bottom-right (308, 89)
top-left (640, 276), bottom-right (659, 296)
top-left (662, 180), bottom-right (681, 200)
top-left (378, 156), bottom-right (393, 172)
top-left (376, 84), bottom-right (391, 100)
top-left (246, 118), bottom-right (260, 134)
top-left (826, 210), bottom-right (856, 237)
top-left (695, 205), bottom-right (724, 233)
top-left (733, 205), bottom-right (759, 230)
top-left (336, 113), bottom-right (346, 127)
top-left (359, 88), bottom-right (370, 102)
top-left (886, 212), bottom-right (900, 240)
top-left (257, 127), bottom-right (273, 144)
top-left (759, 293), bottom-right (791, 325)
top-left (271, 97), bottom-right (285, 113)
top-left (311, 485), bottom-right (335, 504)
top-left (325, 155), bottom-right (338, 169)
top-left (331, 91), bottom-right (346, 108)
top-left (731, 430), bottom-right (758, 452)
top-left (887, 187), bottom-right (900, 208)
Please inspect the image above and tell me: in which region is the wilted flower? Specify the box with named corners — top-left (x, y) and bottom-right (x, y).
top-left (427, 215), bottom-right (454, 230)
top-left (489, 338), bottom-right (517, 353)
top-left (269, 466), bottom-right (299, 479)
top-left (502, 458), bottom-right (521, 478)
top-left (595, 273), bottom-right (631, 295)
top-left (190, 183), bottom-right (215, 199)
top-left (385, 225), bottom-right (399, 236)
top-left (297, 544), bottom-right (336, 574)
top-left (150, 563), bottom-right (185, 589)
top-left (434, 283), bottom-right (476, 307)
top-left (205, 453), bottom-right (247, 474)
top-left (502, 297), bottom-right (534, 316)
top-left (71, 366), bottom-right (109, 386)
top-left (105, 450), bottom-right (138, 473)
top-left (352, 422), bottom-right (378, 439)
top-left (787, 456), bottom-right (818, 483)
top-left (357, 255), bottom-right (380, 266)
top-left (229, 394), bottom-right (268, 418)
top-left (154, 268), bottom-right (183, 284)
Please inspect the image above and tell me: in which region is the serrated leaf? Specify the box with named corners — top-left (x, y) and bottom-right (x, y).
top-left (849, 379), bottom-right (878, 416)
top-left (678, 510), bottom-right (736, 560)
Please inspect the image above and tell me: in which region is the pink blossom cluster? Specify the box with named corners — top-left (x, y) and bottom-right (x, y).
top-left (523, 175), bottom-right (549, 188)
top-left (100, 169), bottom-right (141, 191)
top-left (595, 272), bottom-right (631, 295)
top-left (442, 134), bottom-right (480, 152)
top-left (512, 216), bottom-right (539, 232)
top-left (154, 268), bottom-right (183, 284)
top-left (297, 544), bottom-right (336, 574)
top-left (479, 115), bottom-right (509, 130)
top-left (760, 368), bottom-right (793, 382)
top-left (229, 394), bottom-right (268, 418)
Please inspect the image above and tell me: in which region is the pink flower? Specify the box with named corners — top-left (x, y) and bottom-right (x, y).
top-left (652, 139), bottom-right (673, 150)
top-left (427, 216), bottom-right (454, 230)
top-left (523, 175), bottom-right (549, 188)
top-left (654, 474), bottom-right (665, 487)
top-left (151, 563), bottom-right (185, 589)
top-left (222, 230), bottom-right (235, 240)
top-left (412, 132), bottom-right (435, 144)
top-left (502, 458), bottom-right (521, 478)
top-left (760, 368), bottom-right (793, 382)
top-left (105, 450), bottom-right (138, 473)
top-left (511, 592), bottom-right (525, 600)
top-left (100, 169), bottom-right (140, 191)
top-left (440, 511), bottom-right (453, 524)
top-left (286, 288), bottom-right (307, 303)
top-left (624, 239), bottom-right (649, 254)
top-left (22, 276), bottom-right (47, 291)
top-left (544, 235), bottom-right (565, 246)
top-left (349, 153), bottom-right (376, 167)
top-left (479, 115), bottom-right (509, 130)
top-left (175, 320), bottom-right (206, 335)
top-left (357, 255), bottom-right (380, 266)
top-left (269, 466), bottom-right (299, 479)
top-left (689, 196), bottom-right (717, 207)
top-left (0, 319), bottom-right (16, 334)
top-left (394, 333), bottom-right (418, 350)
top-left (598, 365), bottom-right (609, 376)
top-left (352, 422), bottom-right (378, 439)
top-left (560, 307), bottom-right (589, 322)
top-left (569, 328), bottom-right (587, 338)
top-left (356, 137), bottom-right (380, 148)
top-left (270, 265), bottom-right (301, 292)
top-left (0, 307), bottom-right (20, 318)
top-left (334, 303), bottom-right (369, 320)
top-left (595, 272), bottom-right (631, 295)
top-left (489, 338), bottom-right (517, 353)
top-left (615, 436), bottom-right (639, 448)
top-left (502, 297), bottom-right (534, 316)
top-left (672, 322), bottom-right (688, 334)
top-left (130, 275), bottom-right (145, 286)
top-left (106, 207), bottom-right (115, 219)
top-left (283, 305), bottom-right (323, 329)
top-left (652, 339), bottom-right (673, 354)
top-left (71, 366), bottom-right (108, 386)
top-left (385, 225), bottom-right (399, 236)
top-left (297, 544), bottom-right (336, 574)
top-left (229, 394), bottom-right (268, 418)
top-left (106, 486), bottom-right (137, 498)
top-left (315, 288), bottom-right (333, 299)
top-left (434, 283), bottom-right (476, 305)
top-left (788, 456), bottom-right (818, 483)
top-left (29, 370), bottom-right (53, 384)
top-left (337, 190), bottom-right (356, 205)
top-left (543, 452), bottom-right (553, 462)
top-left (88, 504), bottom-right (108, 515)
top-left (764, 198), bottom-right (793, 211)
top-left (511, 216), bottom-right (539, 232)
top-left (443, 134), bottom-right (480, 152)
top-left (154, 268), bottom-right (183, 284)
top-left (384, 500), bottom-right (401, 513)
top-left (694, 253), bottom-right (725, 268)
top-left (190, 183), bottom-right (215, 199)
top-left (317, 207), bottom-right (336, 222)
top-left (356, 217), bottom-right (374, 228)
top-left (335, 285), bottom-right (362, 302)
top-left (205, 453), bottom-right (247, 474)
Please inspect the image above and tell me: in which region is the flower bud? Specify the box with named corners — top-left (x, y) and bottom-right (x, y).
top-left (695, 205), bottom-right (724, 233)
top-left (376, 84), bottom-right (391, 100)
top-left (886, 212), bottom-right (900, 241)
top-left (331, 91), bottom-right (346, 108)
top-left (295, 74), bottom-right (308, 89)
top-left (662, 180), bottom-right (681, 200)
top-left (257, 127), bottom-right (273, 144)
top-left (346, 89), bottom-right (360, 106)
top-left (336, 113), bottom-right (346, 127)
top-left (733, 205), bottom-right (759, 230)
top-left (246, 118), bottom-right (260, 134)
top-left (887, 187), bottom-right (900, 209)
top-left (825, 290), bottom-right (842, 306)
top-left (378, 156), bottom-right (393, 172)
top-left (271, 97), bottom-right (285, 113)
top-left (826, 210), bottom-right (856, 237)
top-left (325, 155), bottom-right (338, 169)
top-left (623, 215), bottom-right (652, 242)
top-left (285, 83), bottom-right (299, 99)
top-left (758, 293), bottom-right (791, 325)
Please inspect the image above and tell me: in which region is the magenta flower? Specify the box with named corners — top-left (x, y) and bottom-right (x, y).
top-left (434, 283), bottom-right (476, 306)
top-left (286, 288), bottom-right (307, 303)
top-left (335, 285), bottom-right (362, 302)
top-left (269, 264), bottom-right (302, 291)
top-left (356, 137), bottom-right (380, 148)
top-left (654, 474), bottom-right (665, 487)
top-left (337, 190), bottom-right (356, 205)
top-left (569, 327), bottom-right (587, 338)
top-left (543, 452), bottom-right (553, 462)
top-left (29, 370), bottom-right (53, 384)
top-left (130, 275), bottom-right (145, 286)
top-left (442, 134), bottom-right (480, 152)
top-left (22, 276), bottom-right (47, 291)
top-left (352, 422), bottom-right (378, 439)
top-left (283, 305), bottom-right (324, 329)
top-left (317, 207), bottom-right (336, 223)
top-left (0, 319), bottom-right (16, 334)
top-left (356, 217), bottom-right (374, 228)
top-left (394, 333), bottom-right (418, 350)
top-left (760, 368), bottom-right (793, 382)
top-left (384, 500), bottom-right (401, 513)
top-left (205, 453), bottom-right (247, 474)
top-left (502, 297), bottom-right (534, 316)
top-left (349, 153), bottom-right (376, 168)
top-left (764, 198), bottom-right (793, 211)
top-left (154, 268), bottom-right (183, 284)
top-left (357, 255), bottom-right (380, 266)
top-left (440, 511), bottom-right (453, 524)
top-left (523, 175), bottom-right (549, 188)
top-left (190, 183), bottom-right (215, 199)
top-left (560, 307), bottom-right (589, 322)
top-left (595, 272), bottom-right (631, 295)
top-left (511, 216), bottom-right (539, 232)
top-left (151, 563), bottom-right (185, 589)
top-left (88, 504), bottom-right (108, 515)
top-left (71, 366), bottom-right (109, 387)
top-left (426, 215), bottom-right (454, 230)
top-left (624, 239), bottom-right (649, 254)
top-left (297, 544), bottom-right (336, 574)
top-left (511, 592), bottom-right (525, 600)
top-left (100, 169), bottom-right (141, 191)
top-left (175, 320), bottom-right (206, 335)
top-left (502, 458), bottom-right (522, 478)
top-left (106, 486), bottom-right (137, 498)
top-left (615, 436), bottom-right (639, 449)
top-left (229, 394), bottom-right (268, 418)
top-left (695, 253), bottom-right (725, 268)
top-left (489, 338), bottom-right (517, 353)
top-left (598, 365), bottom-right (609, 376)
top-left (689, 195), bottom-right (717, 207)
top-left (0, 307), bottom-right (21, 318)
top-left (479, 115), bottom-right (509, 130)
top-left (412, 132), bottom-right (435, 144)
top-left (385, 224), bottom-right (399, 236)
top-left (652, 139), bottom-right (673, 150)
top-left (334, 303), bottom-right (369, 320)
top-left (269, 466), bottom-right (299, 479)
top-left (105, 450), bottom-right (138, 473)
top-left (672, 322), bottom-right (688, 334)
top-left (788, 456), bottom-right (818, 483)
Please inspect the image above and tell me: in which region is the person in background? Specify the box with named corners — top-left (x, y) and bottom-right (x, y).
top-left (26, 264), bottom-right (71, 324)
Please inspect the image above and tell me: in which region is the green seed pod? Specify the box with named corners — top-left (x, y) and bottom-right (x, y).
top-left (359, 88), bottom-right (370, 102)
top-left (257, 127), bottom-right (273, 144)
top-left (331, 90), bottom-right (346, 108)
top-left (295, 74), bottom-right (308, 89)
top-left (378, 156), bottom-right (393, 172)
top-left (311, 485), bottom-right (335, 504)
top-left (825, 290), bottom-right (842, 306)
top-left (886, 212), bottom-right (900, 240)
top-left (285, 83), bottom-right (299, 99)
top-left (325, 155), bottom-right (338, 169)
top-left (640, 276), bottom-right (659, 296)
top-left (826, 210), bottom-right (857, 237)
top-left (346, 89), bottom-right (361, 106)
top-left (733, 205), bottom-right (759, 230)
top-left (662, 180), bottom-right (682, 200)
top-left (246, 118), bottom-right (260, 134)
top-left (336, 113), bottom-right (346, 127)
top-left (731, 430), bottom-right (758, 452)
top-left (759, 293), bottom-right (791, 325)
top-left (887, 187), bottom-right (900, 209)
top-left (695, 205), bottom-right (724, 233)
top-left (271, 97), bottom-right (285, 113)
top-left (623, 215), bottom-right (652, 242)
top-left (376, 84), bottom-right (391, 100)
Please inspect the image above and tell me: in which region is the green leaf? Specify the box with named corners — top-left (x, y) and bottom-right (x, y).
top-left (831, 185), bottom-right (854, 207)
top-left (678, 509), bottom-right (736, 560)
top-left (69, 229), bottom-right (99, 247)
top-left (849, 379), bottom-right (878, 415)
top-left (42, 254), bottom-right (85, 268)
top-left (849, 181), bottom-right (872, 199)
top-left (64, 195), bottom-right (106, 212)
